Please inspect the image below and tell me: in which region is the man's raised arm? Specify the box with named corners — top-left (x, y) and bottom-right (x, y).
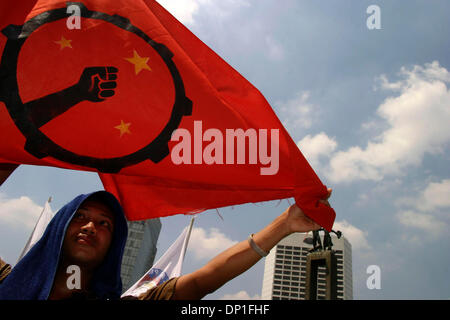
top-left (172, 189), bottom-right (332, 300)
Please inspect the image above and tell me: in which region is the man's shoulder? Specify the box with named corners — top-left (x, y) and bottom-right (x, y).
top-left (121, 277), bottom-right (179, 301)
top-left (0, 257), bottom-right (12, 284)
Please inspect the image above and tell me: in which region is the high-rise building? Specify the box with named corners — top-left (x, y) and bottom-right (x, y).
top-left (121, 218), bottom-right (162, 292)
top-left (261, 232), bottom-right (352, 300)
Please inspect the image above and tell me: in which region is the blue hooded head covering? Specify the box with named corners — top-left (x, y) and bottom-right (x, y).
top-left (0, 191), bottom-right (128, 300)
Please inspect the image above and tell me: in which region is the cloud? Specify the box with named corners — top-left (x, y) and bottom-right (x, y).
top-left (277, 91), bottom-right (319, 135)
top-left (220, 290), bottom-right (260, 300)
top-left (156, 0), bottom-right (249, 25)
top-left (333, 220), bottom-right (370, 251)
top-left (156, 0), bottom-right (201, 25)
top-left (416, 179), bottom-right (450, 211)
top-left (187, 227), bottom-right (238, 260)
top-left (324, 61), bottom-right (450, 183)
top-left (297, 132), bottom-right (337, 169)
top-left (0, 193), bottom-right (42, 230)
top-left (396, 210), bottom-right (445, 234)
top-left (395, 179), bottom-right (450, 236)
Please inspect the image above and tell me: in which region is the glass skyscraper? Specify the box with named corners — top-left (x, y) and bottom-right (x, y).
top-left (120, 218), bottom-right (162, 293)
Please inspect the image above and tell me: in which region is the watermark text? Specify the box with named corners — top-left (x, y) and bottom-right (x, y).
top-left (171, 121), bottom-right (279, 175)
top-left (366, 264), bottom-right (381, 289)
top-left (367, 5), bottom-right (381, 30)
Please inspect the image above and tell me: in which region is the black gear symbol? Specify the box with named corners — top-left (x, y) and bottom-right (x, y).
top-left (0, 2), bottom-right (192, 173)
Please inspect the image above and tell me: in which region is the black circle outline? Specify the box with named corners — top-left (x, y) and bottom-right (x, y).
top-left (0, 2), bottom-right (192, 173)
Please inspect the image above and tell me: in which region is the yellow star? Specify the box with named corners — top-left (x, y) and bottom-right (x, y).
top-left (124, 50), bottom-right (152, 75)
top-left (114, 120), bottom-right (131, 137)
top-left (55, 36), bottom-right (72, 50)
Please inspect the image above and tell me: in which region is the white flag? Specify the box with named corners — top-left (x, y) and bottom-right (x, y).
top-left (121, 217), bottom-right (195, 298)
top-left (17, 197), bottom-right (54, 262)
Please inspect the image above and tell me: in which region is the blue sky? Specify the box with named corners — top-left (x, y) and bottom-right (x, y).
top-left (1, 0), bottom-right (450, 300)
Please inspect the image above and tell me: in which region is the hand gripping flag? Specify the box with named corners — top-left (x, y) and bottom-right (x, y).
top-left (0, 0), bottom-right (335, 230)
top-left (121, 217), bottom-right (194, 299)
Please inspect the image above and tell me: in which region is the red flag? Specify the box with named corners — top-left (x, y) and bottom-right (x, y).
top-left (0, 0), bottom-right (335, 230)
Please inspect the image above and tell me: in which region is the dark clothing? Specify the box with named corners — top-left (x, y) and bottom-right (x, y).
top-left (0, 257), bottom-right (177, 300)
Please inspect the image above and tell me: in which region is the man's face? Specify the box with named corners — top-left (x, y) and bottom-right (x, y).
top-left (61, 199), bottom-right (115, 270)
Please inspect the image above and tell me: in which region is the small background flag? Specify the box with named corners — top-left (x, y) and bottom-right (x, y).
top-left (121, 216), bottom-right (195, 298)
top-left (17, 197), bottom-right (54, 262)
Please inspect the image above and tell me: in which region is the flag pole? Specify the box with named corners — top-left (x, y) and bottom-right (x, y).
top-left (121, 215), bottom-right (197, 297)
top-left (181, 216), bottom-right (195, 261)
top-left (17, 196), bottom-right (53, 263)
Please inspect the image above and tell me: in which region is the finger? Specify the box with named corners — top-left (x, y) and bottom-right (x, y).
top-left (304, 215), bottom-right (320, 229)
top-left (100, 81), bottom-right (117, 89)
top-left (99, 90), bottom-right (115, 98)
top-left (96, 67), bottom-right (107, 80)
top-left (309, 219), bottom-right (320, 231)
top-left (107, 73), bottom-right (117, 81)
top-left (319, 199), bottom-right (330, 207)
top-left (106, 66), bottom-right (118, 73)
top-left (89, 74), bottom-right (101, 92)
